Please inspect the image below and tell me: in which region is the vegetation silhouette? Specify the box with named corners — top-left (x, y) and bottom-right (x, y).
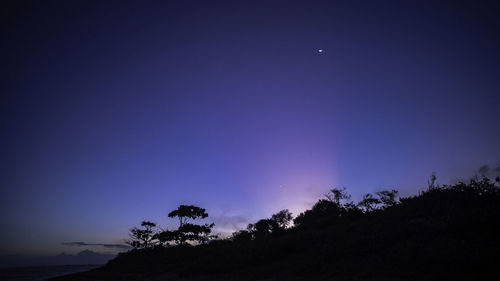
top-left (126, 221), bottom-right (158, 249)
top-left (51, 176), bottom-right (500, 281)
top-left (162, 205), bottom-right (216, 245)
top-left (126, 205), bottom-right (216, 248)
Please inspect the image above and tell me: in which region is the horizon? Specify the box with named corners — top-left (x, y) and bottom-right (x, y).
top-left (1, 0), bottom-right (499, 261)
top-left (0, 249), bottom-right (115, 268)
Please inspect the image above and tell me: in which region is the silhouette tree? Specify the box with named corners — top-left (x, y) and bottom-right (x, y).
top-left (157, 229), bottom-right (177, 246)
top-left (126, 221), bottom-right (158, 249)
top-left (231, 229), bottom-right (252, 242)
top-left (178, 222), bottom-right (216, 244)
top-left (325, 187), bottom-right (351, 205)
top-left (247, 219), bottom-right (273, 239)
top-left (294, 199), bottom-right (341, 226)
top-left (357, 193), bottom-right (381, 212)
top-left (343, 201), bottom-right (363, 217)
top-left (168, 205), bottom-right (209, 227)
top-left (427, 172), bottom-right (438, 189)
top-left (270, 209), bottom-right (293, 230)
top-left (293, 188), bottom-right (355, 227)
top-left (159, 205), bottom-right (215, 245)
top-left (247, 209), bottom-right (293, 238)
top-left (375, 190), bottom-right (399, 208)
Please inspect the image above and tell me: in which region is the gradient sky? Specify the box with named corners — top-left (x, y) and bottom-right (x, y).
top-left (1, 0), bottom-right (499, 257)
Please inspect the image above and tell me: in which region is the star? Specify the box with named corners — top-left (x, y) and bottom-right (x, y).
top-left (318, 49), bottom-right (323, 53)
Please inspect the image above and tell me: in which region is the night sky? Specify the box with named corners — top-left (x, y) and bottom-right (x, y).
top-left (1, 0), bottom-right (499, 257)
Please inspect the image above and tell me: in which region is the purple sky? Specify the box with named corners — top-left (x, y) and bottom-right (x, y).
top-left (1, 0), bottom-right (499, 256)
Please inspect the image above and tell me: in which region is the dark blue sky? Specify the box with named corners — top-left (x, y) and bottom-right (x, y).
top-left (1, 0), bottom-right (499, 256)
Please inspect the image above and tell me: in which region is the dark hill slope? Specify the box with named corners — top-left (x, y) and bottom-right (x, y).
top-left (51, 179), bottom-right (500, 281)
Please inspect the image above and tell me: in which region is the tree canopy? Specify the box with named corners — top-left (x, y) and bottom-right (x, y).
top-left (126, 221), bottom-right (158, 249)
top-left (168, 205), bottom-right (209, 226)
top-left (128, 205), bottom-right (215, 248)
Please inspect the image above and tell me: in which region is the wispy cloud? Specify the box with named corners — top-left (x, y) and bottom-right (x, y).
top-left (212, 215), bottom-right (249, 234)
top-left (476, 164), bottom-right (500, 178)
top-left (62, 242), bottom-right (130, 249)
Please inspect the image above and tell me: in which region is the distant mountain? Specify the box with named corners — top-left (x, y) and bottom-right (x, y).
top-left (0, 250), bottom-right (115, 268)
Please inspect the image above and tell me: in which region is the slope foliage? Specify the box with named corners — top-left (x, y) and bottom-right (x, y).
top-left (52, 178), bottom-right (500, 281)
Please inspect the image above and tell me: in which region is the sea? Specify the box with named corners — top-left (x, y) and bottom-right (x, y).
top-left (0, 264), bottom-right (100, 281)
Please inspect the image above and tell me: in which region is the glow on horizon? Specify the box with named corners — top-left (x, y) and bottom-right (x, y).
top-left (2, 1), bottom-right (499, 259)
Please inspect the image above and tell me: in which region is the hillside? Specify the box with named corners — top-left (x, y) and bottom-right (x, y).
top-left (51, 178), bottom-right (500, 281)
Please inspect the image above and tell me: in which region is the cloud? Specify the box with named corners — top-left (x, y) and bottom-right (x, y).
top-left (212, 215), bottom-right (249, 233)
top-left (476, 164), bottom-right (500, 178)
top-left (62, 242), bottom-right (130, 249)
top-left (478, 165), bottom-right (490, 175)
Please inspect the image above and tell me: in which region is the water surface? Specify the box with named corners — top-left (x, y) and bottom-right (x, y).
top-left (0, 264), bottom-right (100, 281)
